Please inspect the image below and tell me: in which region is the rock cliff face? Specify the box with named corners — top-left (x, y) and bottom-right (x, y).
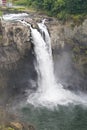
top-left (48, 19), bottom-right (87, 75)
top-left (0, 18), bottom-right (33, 101)
top-left (48, 19), bottom-right (87, 91)
top-left (0, 19), bottom-right (31, 68)
top-left (1, 17), bottom-right (87, 68)
top-left (0, 14), bottom-right (87, 94)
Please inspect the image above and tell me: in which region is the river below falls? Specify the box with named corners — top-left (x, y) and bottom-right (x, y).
top-left (18, 104), bottom-right (87, 130)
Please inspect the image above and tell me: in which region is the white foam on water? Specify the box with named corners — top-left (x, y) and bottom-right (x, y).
top-left (3, 13), bottom-right (28, 21)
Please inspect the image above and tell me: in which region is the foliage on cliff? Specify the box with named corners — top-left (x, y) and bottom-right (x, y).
top-left (14, 0), bottom-right (87, 19)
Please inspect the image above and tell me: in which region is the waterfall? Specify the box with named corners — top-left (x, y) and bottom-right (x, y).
top-left (27, 21), bottom-right (87, 108)
top-left (38, 20), bottom-right (52, 55)
top-left (10, 18), bottom-right (87, 108)
top-left (1, 13), bottom-right (87, 108)
top-left (27, 22), bottom-right (68, 107)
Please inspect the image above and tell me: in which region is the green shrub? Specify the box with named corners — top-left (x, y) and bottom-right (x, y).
top-left (57, 11), bottom-right (70, 21)
top-left (71, 14), bottom-right (85, 24)
top-left (14, 0), bottom-right (27, 6)
top-left (0, 11), bottom-right (3, 16)
top-left (7, 127), bottom-right (15, 130)
top-left (0, 125), bottom-right (15, 130)
top-left (13, 0), bottom-right (87, 21)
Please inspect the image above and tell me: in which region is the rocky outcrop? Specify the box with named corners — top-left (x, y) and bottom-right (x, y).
top-left (48, 19), bottom-right (87, 74)
top-left (48, 18), bottom-right (87, 49)
top-left (0, 108), bottom-right (35, 130)
top-left (0, 12), bottom-right (87, 71)
top-left (0, 122), bottom-right (35, 130)
top-left (0, 19), bottom-right (31, 69)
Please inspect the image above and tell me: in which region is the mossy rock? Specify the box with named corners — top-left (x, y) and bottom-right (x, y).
top-left (71, 14), bottom-right (85, 25)
top-left (0, 122), bottom-right (35, 130)
top-left (0, 11), bottom-right (3, 16)
top-left (9, 122), bottom-right (23, 130)
top-left (73, 46), bottom-right (80, 54)
top-left (0, 109), bottom-right (35, 130)
top-left (0, 126), bottom-right (15, 130)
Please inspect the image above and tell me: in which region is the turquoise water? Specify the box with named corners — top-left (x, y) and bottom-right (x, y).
top-left (21, 104), bottom-right (87, 130)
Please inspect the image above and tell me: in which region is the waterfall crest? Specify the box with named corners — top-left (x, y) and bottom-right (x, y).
top-left (38, 20), bottom-right (52, 55)
top-left (3, 13), bottom-right (28, 21)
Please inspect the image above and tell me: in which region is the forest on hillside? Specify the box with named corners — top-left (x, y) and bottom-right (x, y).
top-left (15, 0), bottom-right (87, 19)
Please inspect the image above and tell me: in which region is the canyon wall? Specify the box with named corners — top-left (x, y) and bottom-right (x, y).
top-left (0, 16), bottom-right (87, 93)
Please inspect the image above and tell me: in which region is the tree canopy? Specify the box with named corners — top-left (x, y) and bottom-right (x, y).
top-left (15, 0), bottom-right (87, 19)
top-left (27, 0), bottom-right (87, 15)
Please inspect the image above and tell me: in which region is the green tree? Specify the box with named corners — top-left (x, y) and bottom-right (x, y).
top-left (16, 0), bottom-right (87, 17)
top-left (52, 0), bottom-right (65, 15)
top-left (65, 0), bottom-right (87, 14)
top-left (43, 0), bottom-right (54, 10)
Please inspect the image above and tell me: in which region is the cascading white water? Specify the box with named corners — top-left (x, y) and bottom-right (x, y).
top-left (3, 13), bottom-right (28, 21)
top-left (3, 12), bottom-right (87, 108)
top-left (38, 20), bottom-right (52, 55)
top-left (27, 21), bottom-right (87, 108)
